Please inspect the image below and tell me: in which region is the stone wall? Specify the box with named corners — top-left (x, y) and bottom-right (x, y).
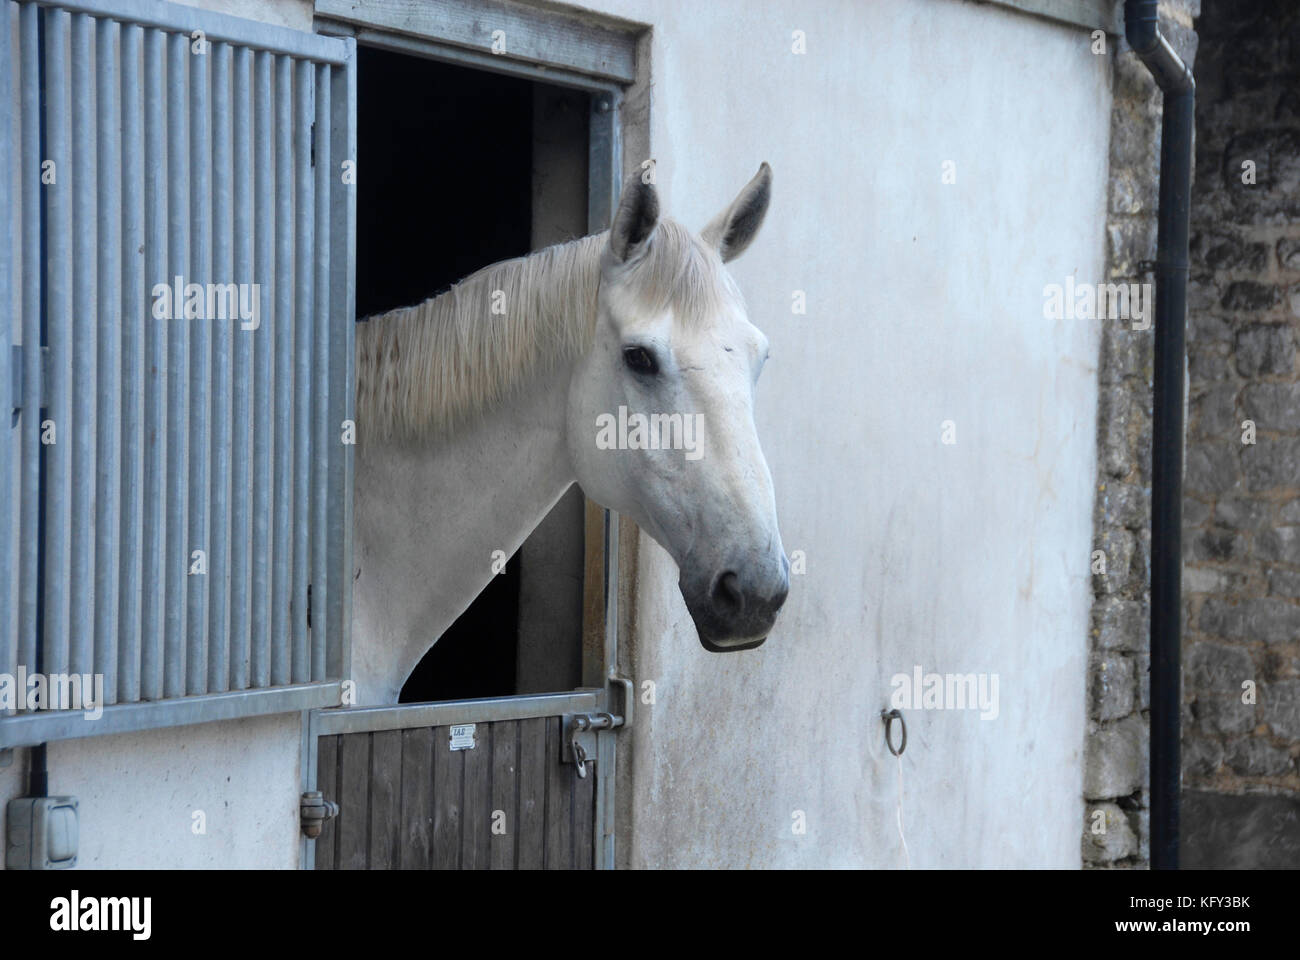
top-left (1085, 0), bottom-right (1300, 869)
top-left (1180, 0), bottom-right (1300, 869)
top-left (1083, 0), bottom-right (1199, 869)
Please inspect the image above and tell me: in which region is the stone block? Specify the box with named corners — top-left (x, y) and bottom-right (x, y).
top-left (1235, 324), bottom-right (1296, 377)
top-left (1214, 497), bottom-right (1271, 530)
top-left (1261, 678), bottom-right (1300, 738)
top-left (1081, 802), bottom-right (1138, 863)
top-left (1183, 791), bottom-right (1300, 869)
top-left (1182, 735), bottom-right (1224, 777)
top-left (1084, 715), bottom-right (1147, 799)
top-left (1187, 641), bottom-right (1255, 693)
top-left (1224, 736), bottom-right (1293, 776)
top-left (1185, 442), bottom-right (1240, 496)
top-left (1241, 382), bottom-right (1300, 428)
top-left (1243, 438), bottom-right (1300, 493)
top-left (1091, 653), bottom-right (1137, 721)
top-left (1257, 526), bottom-right (1300, 565)
top-left (1093, 596), bottom-right (1149, 652)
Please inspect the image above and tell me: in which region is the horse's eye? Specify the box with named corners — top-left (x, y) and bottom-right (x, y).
top-left (623, 345), bottom-right (659, 376)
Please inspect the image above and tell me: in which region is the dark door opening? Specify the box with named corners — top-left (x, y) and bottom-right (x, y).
top-left (355, 48), bottom-right (534, 319)
top-left (353, 46), bottom-right (591, 704)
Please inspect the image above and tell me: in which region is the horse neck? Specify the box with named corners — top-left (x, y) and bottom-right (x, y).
top-left (351, 360), bottom-right (579, 704)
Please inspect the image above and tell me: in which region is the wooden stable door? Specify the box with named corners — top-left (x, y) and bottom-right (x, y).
top-left (309, 694), bottom-right (604, 869)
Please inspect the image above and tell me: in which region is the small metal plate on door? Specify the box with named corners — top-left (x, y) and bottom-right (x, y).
top-left (449, 724), bottom-right (476, 751)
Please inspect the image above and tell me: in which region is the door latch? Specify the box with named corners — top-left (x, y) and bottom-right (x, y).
top-left (562, 712), bottom-right (622, 779)
top-left (561, 674), bottom-right (633, 778)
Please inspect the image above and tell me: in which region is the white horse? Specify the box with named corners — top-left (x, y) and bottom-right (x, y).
top-left (350, 165), bottom-right (788, 705)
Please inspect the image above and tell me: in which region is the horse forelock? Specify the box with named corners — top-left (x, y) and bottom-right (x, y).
top-left (621, 219), bottom-right (745, 326)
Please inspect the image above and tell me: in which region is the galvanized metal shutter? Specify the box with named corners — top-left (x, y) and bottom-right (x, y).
top-left (0, 0), bottom-right (356, 748)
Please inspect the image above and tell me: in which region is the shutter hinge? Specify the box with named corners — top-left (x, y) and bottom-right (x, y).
top-left (299, 790), bottom-right (338, 839)
top-left (310, 122), bottom-right (316, 167)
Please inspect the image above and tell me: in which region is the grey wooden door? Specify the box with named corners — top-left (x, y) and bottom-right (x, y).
top-left (310, 693), bottom-right (601, 869)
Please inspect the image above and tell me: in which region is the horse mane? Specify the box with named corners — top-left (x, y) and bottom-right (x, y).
top-left (355, 219), bottom-right (741, 442)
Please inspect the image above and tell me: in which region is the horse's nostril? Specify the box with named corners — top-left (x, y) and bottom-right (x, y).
top-left (712, 571), bottom-right (744, 614)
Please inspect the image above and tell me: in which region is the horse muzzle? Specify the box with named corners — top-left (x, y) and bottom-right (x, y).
top-left (681, 560), bottom-right (789, 652)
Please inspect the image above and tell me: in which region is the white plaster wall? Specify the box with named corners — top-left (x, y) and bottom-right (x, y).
top-left (1, 714), bottom-right (302, 868)
top-left (574, 0), bottom-right (1113, 867)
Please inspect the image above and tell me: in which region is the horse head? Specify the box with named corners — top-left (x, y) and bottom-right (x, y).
top-left (566, 164), bottom-right (789, 651)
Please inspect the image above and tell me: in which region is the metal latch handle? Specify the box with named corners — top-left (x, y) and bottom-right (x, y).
top-left (566, 711), bottom-right (623, 779)
top-left (610, 673), bottom-right (634, 729)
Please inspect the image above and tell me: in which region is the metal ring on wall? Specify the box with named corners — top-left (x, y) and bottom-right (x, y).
top-left (881, 708), bottom-right (907, 757)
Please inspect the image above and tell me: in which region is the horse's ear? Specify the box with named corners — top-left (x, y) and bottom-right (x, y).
top-left (607, 172), bottom-right (660, 265)
top-left (701, 163), bottom-right (772, 263)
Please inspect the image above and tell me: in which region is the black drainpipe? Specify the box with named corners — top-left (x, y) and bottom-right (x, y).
top-left (1124, 0), bottom-right (1194, 870)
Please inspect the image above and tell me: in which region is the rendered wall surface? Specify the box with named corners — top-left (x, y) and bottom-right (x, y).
top-left (1, 714), bottom-right (302, 868)
top-left (578, 0), bottom-right (1112, 868)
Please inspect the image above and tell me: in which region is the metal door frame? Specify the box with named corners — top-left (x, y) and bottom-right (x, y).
top-left (302, 2), bottom-right (642, 870)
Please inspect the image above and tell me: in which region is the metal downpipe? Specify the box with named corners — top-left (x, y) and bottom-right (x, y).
top-left (1124, 0), bottom-right (1195, 871)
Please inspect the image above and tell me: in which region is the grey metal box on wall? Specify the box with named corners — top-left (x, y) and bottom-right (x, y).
top-left (5, 795), bottom-right (78, 868)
